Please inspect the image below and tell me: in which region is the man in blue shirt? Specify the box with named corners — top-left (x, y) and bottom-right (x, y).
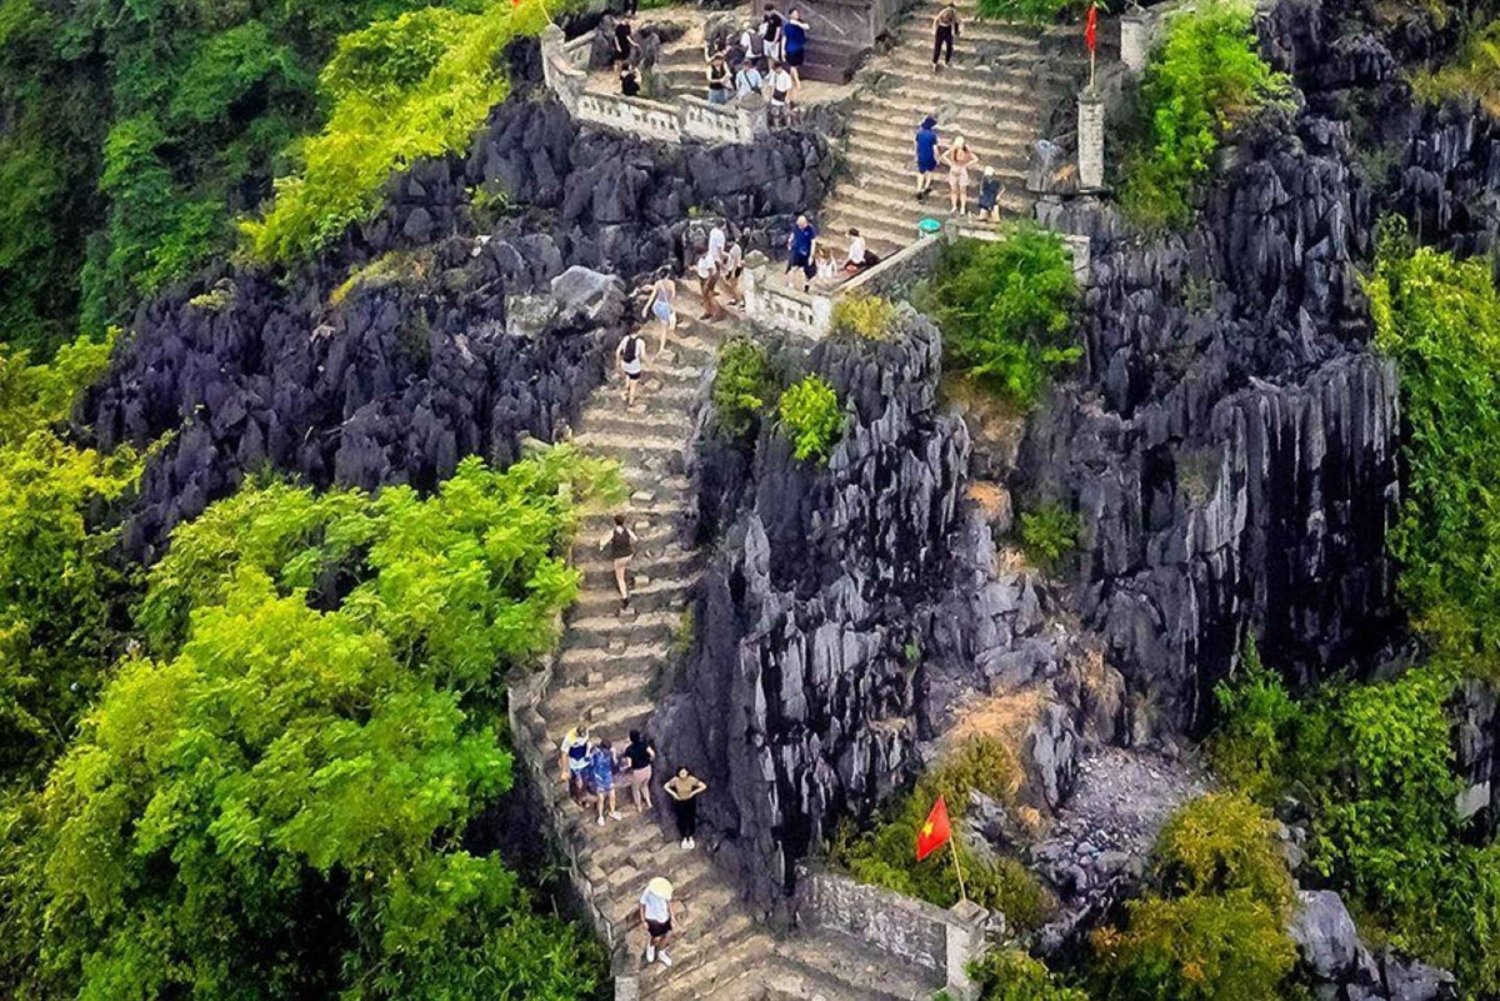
top-left (915, 115), bottom-right (940, 201)
top-left (785, 214), bottom-right (818, 292)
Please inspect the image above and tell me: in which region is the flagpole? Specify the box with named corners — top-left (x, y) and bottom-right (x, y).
top-left (949, 837), bottom-right (968, 903)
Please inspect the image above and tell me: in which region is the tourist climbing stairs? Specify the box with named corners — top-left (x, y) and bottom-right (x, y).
top-left (521, 290), bottom-right (943, 999)
top-left (821, 0), bottom-right (1085, 260)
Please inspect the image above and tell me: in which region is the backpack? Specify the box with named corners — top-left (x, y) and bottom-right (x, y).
top-left (622, 335), bottom-right (641, 363)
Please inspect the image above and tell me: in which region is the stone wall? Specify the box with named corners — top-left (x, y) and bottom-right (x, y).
top-left (791, 865), bottom-right (990, 998)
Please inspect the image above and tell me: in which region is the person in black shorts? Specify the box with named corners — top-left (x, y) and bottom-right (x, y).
top-left (639, 877), bottom-right (679, 967)
top-left (784, 214), bottom-right (818, 292)
top-left (614, 15), bottom-right (634, 63)
top-left (599, 512), bottom-right (637, 609)
top-left (932, 3), bottom-right (959, 70)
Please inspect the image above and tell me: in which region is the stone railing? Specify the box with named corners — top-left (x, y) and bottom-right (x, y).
top-left (743, 224), bottom-right (1091, 341)
top-left (793, 864), bottom-right (994, 1000)
top-left (541, 24), bottom-right (768, 145)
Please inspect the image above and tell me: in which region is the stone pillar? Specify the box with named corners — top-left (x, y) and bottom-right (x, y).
top-left (742, 253), bottom-right (770, 325)
top-left (1077, 94), bottom-right (1105, 191)
top-left (737, 93), bottom-right (770, 142)
top-left (944, 899), bottom-right (989, 1001)
top-left (1063, 234), bottom-right (1092, 285)
top-left (540, 24), bottom-right (581, 115)
top-left (1120, 11), bottom-right (1153, 74)
top-left (613, 975), bottom-right (640, 1001)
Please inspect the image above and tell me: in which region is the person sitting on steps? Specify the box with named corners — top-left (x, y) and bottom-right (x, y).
top-left (841, 228), bottom-right (879, 274)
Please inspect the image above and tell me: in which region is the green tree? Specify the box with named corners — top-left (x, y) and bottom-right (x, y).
top-left (0, 333), bottom-right (141, 783)
top-left (1092, 793), bottom-right (1297, 1001)
top-left (927, 226), bottom-right (1079, 406)
top-left (1, 445), bottom-right (616, 999)
top-left (1117, 1), bottom-right (1289, 229)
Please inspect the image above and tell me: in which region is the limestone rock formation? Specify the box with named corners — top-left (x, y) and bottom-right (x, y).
top-left (83, 80), bottom-right (833, 559)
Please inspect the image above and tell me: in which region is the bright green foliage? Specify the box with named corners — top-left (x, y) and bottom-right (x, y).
top-left (242, 0), bottom-right (549, 263)
top-left (778, 375), bottom-right (844, 464)
top-left (1, 446), bottom-right (614, 999)
top-left (1366, 228), bottom-right (1500, 668)
top-left (1116, 2), bottom-right (1289, 230)
top-left (0, 333), bottom-right (142, 784)
top-left (712, 338), bottom-right (774, 439)
top-left (833, 738), bottom-right (1057, 931)
top-left (976, 0), bottom-right (1092, 23)
top-left (138, 448), bottom-right (621, 686)
top-left (971, 948), bottom-right (1091, 1001)
top-left (1209, 639), bottom-right (1300, 801)
top-left (0, 0), bottom-right (483, 353)
top-left (927, 227), bottom-right (1080, 407)
top-left (831, 292), bottom-right (899, 340)
top-left (1092, 793), bottom-right (1297, 1001)
top-left (1018, 502), bottom-right (1080, 574)
top-left (1212, 659), bottom-right (1500, 993)
top-left (1410, 18), bottom-right (1500, 117)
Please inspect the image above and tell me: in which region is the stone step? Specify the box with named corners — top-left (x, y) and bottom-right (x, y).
top-left (579, 405), bottom-right (698, 440)
top-left (574, 575), bottom-right (696, 615)
top-left (574, 429), bottom-right (689, 459)
top-left (545, 670), bottom-right (654, 722)
top-left (642, 929), bottom-right (779, 1000)
top-left (856, 90), bottom-right (1047, 132)
top-left (846, 120), bottom-right (1036, 160)
top-left (824, 183), bottom-right (1028, 233)
top-left (770, 931), bottom-right (942, 1001)
top-left (561, 613), bottom-right (679, 653)
top-left (556, 638), bottom-right (672, 674)
top-left (848, 104), bottom-right (1040, 144)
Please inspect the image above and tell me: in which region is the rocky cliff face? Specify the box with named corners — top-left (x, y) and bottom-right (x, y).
top-left (1018, 0), bottom-right (1500, 738)
top-left (657, 314), bottom-right (1110, 917)
top-left (83, 63), bottom-right (833, 558)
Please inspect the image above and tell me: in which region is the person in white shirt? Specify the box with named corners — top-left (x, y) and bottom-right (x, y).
top-left (639, 877), bottom-right (681, 966)
top-left (767, 62), bottom-right (794, 127)
top-left (841, 227), bottom-right (876, 273)
top-left (695, 245), bottom-right (725, 321)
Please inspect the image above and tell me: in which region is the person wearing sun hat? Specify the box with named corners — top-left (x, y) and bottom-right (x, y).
top-left (639, 876), bottom-right (680, 966)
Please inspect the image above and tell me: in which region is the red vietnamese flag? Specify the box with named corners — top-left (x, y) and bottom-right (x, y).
top-left (915, 796), bottom-right (952, 861)
top-left (1084, 3), bottom-right (1098, 54)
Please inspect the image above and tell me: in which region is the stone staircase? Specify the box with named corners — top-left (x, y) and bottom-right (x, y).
top-left (820, 0), bottom-right (1084, 260)
top-left (526, 290), bottom-right (942, 1000)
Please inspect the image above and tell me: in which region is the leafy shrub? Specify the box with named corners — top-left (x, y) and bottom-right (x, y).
top-left (832, 738), bottom-right (1057, 931)
top-left (1209, 639), bottom-right (1301, 801)
top-left (928, 226), bottom-right (1079, 407)
top-left (1410, 18), bottom-right (1500, 116)
top-left (778, 374), bottom-right (844, 464)
top-left (242, 0), bottom-right (550, 263)
top-left (972, 948), bottom-right (1091, 1001)
top-left (1116, 2), bottom-right (1289, 230)
top-left (329, 248), bottom-right (435, 305)
top-left (1092, 793), bottom-right (1297, 1001)
top-left (711, 338), bottom-right (774, 439)
top-left (976, 0), bottom-right (1093, 23)
top-left (1366, 225), bottom-right (1500, 669)
top-left (1018, 502), bottom-right (1079, 573)
top-left (1211, 655), bottom-right (1500, 994)
top-left (1, 446), bottom-right (615, 999)
top-left (831, 292), bottom-right (898, 340)
top-left (0, 333), bottom-right (142, 784)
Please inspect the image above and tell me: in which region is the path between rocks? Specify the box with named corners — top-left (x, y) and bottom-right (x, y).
top-left (527, 290), bottom-right (937, 1000)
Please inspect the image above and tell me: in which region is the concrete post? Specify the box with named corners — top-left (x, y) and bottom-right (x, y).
top-left (944, 899), bottom-right (988, 1001)
top-left (1062, 234), bottom-right (1092, 285)
top-left (1077, 93), bottom-right (1105, 191)
top-left (737, 93), bottom-right (770, 142)
top-left (613, 975), bottom-right (640, 1001)
top-left (540, 24), bottom-right (581, 115)
top-left (1120, 11), bottom-right (1153, 73)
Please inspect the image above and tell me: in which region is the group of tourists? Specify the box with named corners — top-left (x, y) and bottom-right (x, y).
top-left (558, 722), bottom-right (709, 967)
top-left (705, 5), bottom-right (809, 124)
top-left (915, 113), bottom-right (1002, 218)
top-left (783, 214), bottom-right (878, 292)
